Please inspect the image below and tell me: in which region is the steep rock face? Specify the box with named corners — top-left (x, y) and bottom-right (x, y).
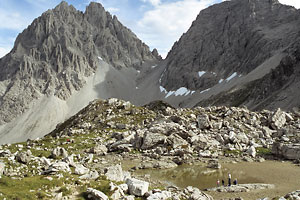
top-left (161, 0), bottom-right (300, 92)
top-left (0, 1), bottom-right (158, 125)
top-left (196, 41), bottom-right (300, 110)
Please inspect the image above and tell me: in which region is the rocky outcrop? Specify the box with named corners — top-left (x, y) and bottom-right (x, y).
top-left (272, 142), bottom-right (300, 160)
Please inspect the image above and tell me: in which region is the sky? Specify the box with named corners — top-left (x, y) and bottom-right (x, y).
top-left (0, 0), bottom-right (299, 59)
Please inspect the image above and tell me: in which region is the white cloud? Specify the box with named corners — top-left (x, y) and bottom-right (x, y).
top-left (278, 0), bottom-right (300, 9)
top-left (141, 0), bottom-right (161, 6)
top-left (136, 0), bottom-right (215, 57)
top-left (106, 7), bottom-right (120, 13)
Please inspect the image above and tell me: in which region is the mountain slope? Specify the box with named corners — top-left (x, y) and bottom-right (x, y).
top-left (158, 0), bottom-right (300, 110)
top-left (0, 1), bottom-right (160, 144)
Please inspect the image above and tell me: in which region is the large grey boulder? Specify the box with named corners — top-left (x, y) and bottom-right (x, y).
top-left (79, 170), bottom-right (99, 180)
top-left (87, 188), bottom-right (109, 200)
top-left (269, 108), bottom-right (287, 130)
top-left (89, 144), bottom-right (108, 155)
top-left (42, 161), bottom-right (71, 174)
top-left (246, 146), bottom-right (256, 158)
top-left (104, 164), bottom-right (124, 182)
top-left (147, 191), bottom-right (172, 200)
top-left (16, 150), bottom-right (32, 164)
top-left (197, 114), bottom-right (211, 130)
top-left (51, 147), bottom-right (68, 159)
top-left (126, 178), bottom-right (149, 197)
top-left (74, 164), bottom-right (89, 175)
top-left (272, 142), bottom-right (300, 160)
top-left (141, 132), bottom-right (167, 150)
top-left (184, 186), bottom-right (213, 200)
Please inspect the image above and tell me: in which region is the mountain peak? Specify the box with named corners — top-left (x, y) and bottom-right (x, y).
top-left (53, 1), bottom-right (73, 12)
top-left (0, 0), bottom-right (159, 130)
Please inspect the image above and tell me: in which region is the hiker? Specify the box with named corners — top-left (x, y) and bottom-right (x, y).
top-left (217, 179), bottom-right (220, 187)
top-left (222, 179), bottom-right (225, 186)
top-left (228, 173), bottom-right (232, 186)
top-left (233, 178), bottom-right (238, 185)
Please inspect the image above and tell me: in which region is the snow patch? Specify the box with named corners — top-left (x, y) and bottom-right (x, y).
top-left (226, 72), bottom-right (238, 81)
top-left (219, 79), bottom-right (224, 84)
top-left (160, 85), bottom-right (195, 98)
top-left (151, 65), bottom-right (157, 69)
top-left (198, 71), bottom-right (206, 77)
top-left (165, 91), bottom-right (175, 98)
top-left (174, 87), bottom-right (189, 96)
top-left (98, 56), bottom-right (103, 61)
top-left (200, 88), bottom-right (211, 94)
top-left (159, 86), bottom-right (167, 93)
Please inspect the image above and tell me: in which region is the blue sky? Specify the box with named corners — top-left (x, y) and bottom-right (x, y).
top-left (0, 0), bottom-right (299, 58)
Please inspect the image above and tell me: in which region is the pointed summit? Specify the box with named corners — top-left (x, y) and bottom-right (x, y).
top-left (0, 1), bottom-right (160, 143)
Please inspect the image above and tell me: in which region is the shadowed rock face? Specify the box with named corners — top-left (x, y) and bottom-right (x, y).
top-left (161, 0), bottom-right (300, 92)
top-left (0, 1), bottom-right (159, 124)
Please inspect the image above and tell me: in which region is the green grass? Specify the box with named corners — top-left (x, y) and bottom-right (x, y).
top-left (78, 178), bottom-right (112, 199)
top-left (256, 147), bottom-right (272, 155)
top-left (224, 149), bottom-right (242, 155)
top-left (0, 175), bottom-right (64, 199)
top-left (58, 186), bottom-right (72, 196)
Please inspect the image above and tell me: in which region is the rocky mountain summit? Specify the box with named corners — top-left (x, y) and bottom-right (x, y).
top-left (0, 98), bottom-right (299, 199)
top-left (159, 0), bottom-right (300, 110)
top-left (0, 1), bottom-right (158, 124)
top-left (0, 1), bottom-right (160, 144)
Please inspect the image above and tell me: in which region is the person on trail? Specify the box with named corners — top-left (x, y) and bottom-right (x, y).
top-left (233, 178), bottom-right (238, 185)
top-left (222, 179), bottom-right (225, 186)
top-left (217, 179), bottom-right (220, 187)
top-left (228, 173), bottom-right (232, 186)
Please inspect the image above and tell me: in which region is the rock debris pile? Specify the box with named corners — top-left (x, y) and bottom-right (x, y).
top-left (0, 98), bottom-right (299, 199)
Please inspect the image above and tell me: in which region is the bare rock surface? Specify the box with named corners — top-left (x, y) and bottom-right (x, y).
top-left (206, 184), bottom-right (275, 193)
top-left (87, 188), bottom-right (109, 200)
top-left (126, 177), bottom-right (149, 197)
top-left (0, 1), bottom-right (159, 144)
top-left (160, 0), bottom-right (300, 111)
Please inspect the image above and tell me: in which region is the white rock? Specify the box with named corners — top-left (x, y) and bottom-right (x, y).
top-left (43, 161), bottom-right (71, 174)
top-left (87, 188), bottom-right (109, 200)
top-left (126, 178), bottom-right (149, 196)
top-left (247, 146), bottom-right (256, 157)
top-left (105, 164), bottom-right (124, 182)
top-left (40, 157), bottom-right (51, 167)
top-left (147, 191), bottom-right (172, 200)
top-left (74, 164), bottom-right (89, 175)
top-left (79, 170), bottom-right (99, 180)
top-left (51, 147), bottom-right (68, 159)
